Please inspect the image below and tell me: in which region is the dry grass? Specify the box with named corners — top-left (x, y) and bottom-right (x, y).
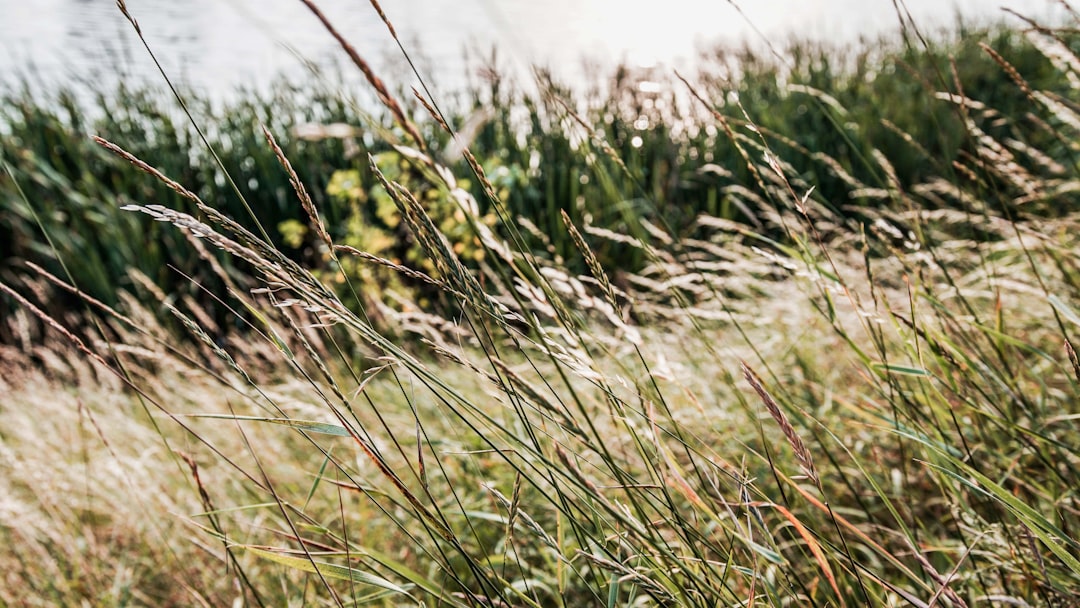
top-left (4, 198), bottom-right (1080, 605)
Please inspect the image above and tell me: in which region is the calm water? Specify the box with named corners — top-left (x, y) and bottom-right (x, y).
top-left (0, 0), bottom-right (1068, 95)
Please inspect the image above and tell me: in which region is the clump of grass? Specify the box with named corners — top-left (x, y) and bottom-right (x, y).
top-left (3, 12), bottom-right (1078, 341)
top-left (3, 1), bottom-right (1080, 606)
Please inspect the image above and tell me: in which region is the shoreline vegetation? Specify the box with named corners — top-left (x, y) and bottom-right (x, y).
top-left (3, 3), bottom-right (1080, 606)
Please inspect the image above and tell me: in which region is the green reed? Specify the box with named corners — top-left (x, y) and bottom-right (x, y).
top-left (3, 20), bottom-right (1075, 339)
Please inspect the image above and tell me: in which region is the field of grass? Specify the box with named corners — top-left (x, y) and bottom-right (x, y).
top-left (3, 1), bottom-right (1080, 606)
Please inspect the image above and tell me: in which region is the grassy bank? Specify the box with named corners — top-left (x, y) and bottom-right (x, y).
top-left (3, 3), bottom-right (1080, 606)
top-left (2, 19), bottom-right (1077, 339)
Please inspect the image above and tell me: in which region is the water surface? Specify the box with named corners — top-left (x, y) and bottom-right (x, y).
top-left (0, 0), bottom-right (1067, 95)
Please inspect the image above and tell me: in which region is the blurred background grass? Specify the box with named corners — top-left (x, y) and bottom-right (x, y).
top-left (3, 22), bottom-right (1075, 342)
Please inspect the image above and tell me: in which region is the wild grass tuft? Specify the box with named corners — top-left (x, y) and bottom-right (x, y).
top-left (3, 2), bottom-right (1080, 607)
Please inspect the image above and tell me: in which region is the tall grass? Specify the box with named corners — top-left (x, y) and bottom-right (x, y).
top-left (2, 15), bottom-right (1077, 337)
top-left (3, 2), bottom-right (1080, 606)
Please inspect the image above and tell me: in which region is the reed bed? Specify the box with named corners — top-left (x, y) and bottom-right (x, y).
top-left (2, 2), bottom-right (1080, 606)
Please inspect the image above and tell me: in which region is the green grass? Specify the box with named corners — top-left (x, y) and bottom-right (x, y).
top-left (2, 15), bottom-right (1077, 332)
top-left (3, 2), bottom-right (1080, 606)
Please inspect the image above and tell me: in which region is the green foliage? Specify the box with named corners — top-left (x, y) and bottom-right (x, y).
top-left (317, 150), bottom-right (496, 314)
top-left (0, 80), bottom-right (372, 336)
top-left (5, 22), bottom-right (1079, 340)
